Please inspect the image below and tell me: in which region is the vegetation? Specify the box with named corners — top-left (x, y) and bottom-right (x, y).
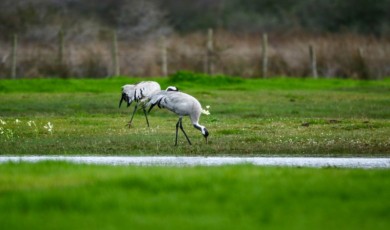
top-left (0, 1), bottom-right (389, 79)
top-left (1, 29), bottom-right (390, 79)
top-left (1, 2), bottom-right (388, 227)
top-left (0, 162), bottom-right (389, 230)
top-left (1, 74), bottom-right (389, 156)
top-left (1, 0), bottom-right (389, 39)
top-left (164, 0), bottom-right (390, 35)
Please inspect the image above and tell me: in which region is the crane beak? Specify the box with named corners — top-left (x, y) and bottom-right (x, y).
top-left (202, 128), bottom-right (209, 144)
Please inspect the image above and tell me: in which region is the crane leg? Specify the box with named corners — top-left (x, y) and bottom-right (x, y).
top-left (143, 107), bottom-right (150, 127)
top-left (179, 118), bottom-right (192, 145)
top-left (175, 119), bottom-right (179, 146)
top-left (127, 102), bottom-right (138, 128)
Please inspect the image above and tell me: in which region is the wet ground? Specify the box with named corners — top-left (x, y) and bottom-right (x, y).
top-left (1, 156), bottom-right (389, 168)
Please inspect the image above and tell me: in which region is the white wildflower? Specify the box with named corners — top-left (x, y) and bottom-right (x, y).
top-left (27, 120), bottom-right (36, 127)
top-left (201, 105), bottom-right (211, 115)
top-left (201, 108), bottom-right (210, 115)
top-left (44, 122), bottom-right (53, 133)
top-left (4, 128), bottom-right (14, 140)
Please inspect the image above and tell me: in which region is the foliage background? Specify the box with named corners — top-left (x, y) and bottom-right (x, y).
top-left (1, 0), bottom-right (389, 40)
top-left (0, 0), bottom-right (389, 79)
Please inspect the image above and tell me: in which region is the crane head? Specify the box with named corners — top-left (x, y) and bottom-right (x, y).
top-left (194, 124), bottom-right (209, 144)
top-left (119, 93), bottom-right (132, 108)
top-left (202, 127), bottom-right (209, 144)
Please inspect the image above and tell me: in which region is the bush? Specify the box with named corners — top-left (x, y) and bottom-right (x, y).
top-left (168, 71), bottom-right (243, 86)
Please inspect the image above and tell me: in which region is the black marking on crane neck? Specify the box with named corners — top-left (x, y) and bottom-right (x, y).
top-left (194, 124), bottom-right (209, 137)
top-left (193, 124), bottom-right (202, 131)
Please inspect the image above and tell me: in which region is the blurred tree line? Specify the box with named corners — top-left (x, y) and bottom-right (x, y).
top-left (164, 0), bottom-right (390, 35)
top-left (0, 0), bottom-right (389, 42)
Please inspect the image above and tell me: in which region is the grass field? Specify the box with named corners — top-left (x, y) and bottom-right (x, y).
top-left (1, 73), bottom-right (389, 156)
top-left (1, 74), bottom-right (389, 229)
top-left (0, 162), bottom-right (389, 230)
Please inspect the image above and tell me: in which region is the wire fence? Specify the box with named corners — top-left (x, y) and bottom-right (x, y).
top-left (1, 29), bottom-right (389, 79)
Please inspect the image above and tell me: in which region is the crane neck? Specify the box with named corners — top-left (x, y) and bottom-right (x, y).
top-left (193, 123), bottom-right (209, 137)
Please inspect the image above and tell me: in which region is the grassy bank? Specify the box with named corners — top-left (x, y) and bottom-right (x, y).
top-left (0, 162), bottom-right (389, 230)
top-left (1, 75), bottom-right (389, 156)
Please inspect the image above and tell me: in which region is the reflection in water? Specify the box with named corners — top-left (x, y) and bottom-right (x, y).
top-left (0, 156), bottom-right (389, 168)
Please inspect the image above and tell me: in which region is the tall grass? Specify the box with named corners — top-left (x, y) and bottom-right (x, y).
top-left (0, 162), bottom-right (389, 230)
top-left (0, 32), bottom-right (389, 79)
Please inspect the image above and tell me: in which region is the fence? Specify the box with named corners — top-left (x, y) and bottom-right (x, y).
top-left (1, 29), bottom-right (389, 79)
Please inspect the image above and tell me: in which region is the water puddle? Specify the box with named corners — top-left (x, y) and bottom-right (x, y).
top-left (0, 156), bottom-right (389, 168)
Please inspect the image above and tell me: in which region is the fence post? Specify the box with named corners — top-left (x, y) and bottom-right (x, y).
top-left (57, 29), bottom-right (64, 65)
top-left (261, 33), bottom-right (268, 78)
top-left (206, 28), bottom-right (214, 75)
top-left (355, 47), bottom-right (369, 79)
top-left (11, 34), bottom-right (18, 79)
top-left (309, 44), bottom-right (318, 78)
top-left (111, 30), bottom-right (120, 76)
top-left (160, 36), bottom-right (168, 76)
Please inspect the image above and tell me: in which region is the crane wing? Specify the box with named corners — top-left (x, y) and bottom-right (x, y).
top-left (120, 81), bottom-right (161, 108)
top-left (134, 81), bottom-right (161, 102)
top-left (147, 92), bottom-right (167, 113)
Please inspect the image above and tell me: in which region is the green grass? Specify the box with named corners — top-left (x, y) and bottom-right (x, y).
top-left (0, 74), bottom-right (389, 156)
top-left (0, 162), bottom-right (389, 230)
top-left (1, 74), bottom-right (389, 229)
top-left (1, 72), bottom-right (389, 93)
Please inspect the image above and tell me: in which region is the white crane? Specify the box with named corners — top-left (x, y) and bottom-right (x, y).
top-left (119, 81), bottom-right (178, 127)
top-left (147, 91), bottom-right (209, 145)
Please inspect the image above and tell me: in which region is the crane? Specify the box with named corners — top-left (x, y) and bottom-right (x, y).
top-left (147, 91), bottom-right (209, 145)
top-left (119, 81), bottom-right (178, 128)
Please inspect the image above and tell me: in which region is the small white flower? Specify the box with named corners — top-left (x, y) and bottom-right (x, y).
top-left (201, 105), bottom-right (211, 115)
top-left (44, 122), bottom-right (53, 133)
top-left (27, 120), bottom-right (36, 127)
top-left (201, 108), bottom-right (210, 115)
